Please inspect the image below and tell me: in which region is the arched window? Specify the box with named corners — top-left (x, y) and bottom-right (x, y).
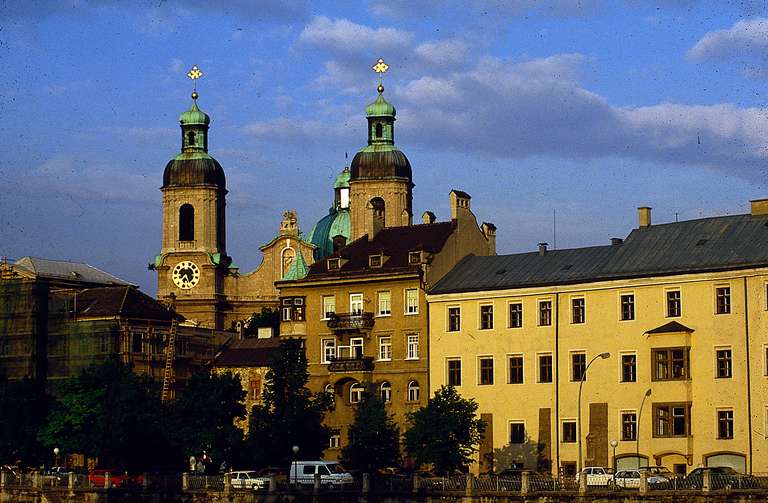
top-left (350, 382), bottom-right (363, 404)
top-left (375, 123), bottom-right (383, 138)
top-left (370, 197), bottom-right (385, 221)
top-left (380, 381), bottom-right (391, 403)
top-left (324, 383), bottom-right (335, 405)
top-left (179, 204), bottom-right (195, 241)
top-left (187, 131), bottom-right (196, 147)
top-left (281, 247), bottom-right (296, 277)
top-left (407, 380), bottom-right (420, 402)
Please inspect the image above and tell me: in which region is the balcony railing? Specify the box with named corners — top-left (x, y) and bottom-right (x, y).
top-left (326, 312), bottom-right (375, 332)
top-left (327, 356), bottom-right (375, 372)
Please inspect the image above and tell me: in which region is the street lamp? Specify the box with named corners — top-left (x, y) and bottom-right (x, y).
top-left (292, 445), bottom-right (300, 487)
top-left (636, 388), bottom-right (652, 469)
top-left (610, 440), bottom-right (618, 471)
top-left (53, 447), bottom-right (60, 468)
top-left (577, 352), bottom-right (610, 473)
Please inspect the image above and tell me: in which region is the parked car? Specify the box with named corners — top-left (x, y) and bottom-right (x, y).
top-left (256, 467), bottom-right (287, 483)
top-left (613, 469), bottom-right (669, 489)
top-left (288, 461), bottom-right (354, 488)
top-left (229, 470), bottom-right (269, 490)
top-left (88, 469), bottom-right (144, 488)
top-left (42, 467), bottom-right (72, 485)
top-left (575, 467), bottom-right (613, 486)
top-left (684, 467), bottom-right (759, 490)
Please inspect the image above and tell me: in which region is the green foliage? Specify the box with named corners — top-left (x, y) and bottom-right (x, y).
top-left (403, 385), bottom-right (485, 474)
top-left (341, 393), bottom-right (400, 472)
top-left (242, 308), bottom-right (280, 337)
top-left (38, 360), bottom-right (166, 471)
top-left (245, 339), bottom-right (332, 468)
top-left (166, 371), bottom-right (246, 466)
top-left (0, 377), bottom-right (51, 466)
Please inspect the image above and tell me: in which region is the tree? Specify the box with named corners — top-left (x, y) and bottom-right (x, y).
top-left (403, 385), bottom-right (485, 474)
top-left (0, 377), bottom-right (51, 467)
top-left (245, 339), bottom-right (332, 468)
top-left (166, 371), bottom-right (246, 468)
top-left (38, 360), bottom-right (166, 471)
top-left (341, 393), bottom-right (400, 473)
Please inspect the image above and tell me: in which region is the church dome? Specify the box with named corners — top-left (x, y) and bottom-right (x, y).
top-left (179, 101), bottom-right (210, 126)
top-left (350, 148), bottom-right (412, 180)
top-left (334, 167), bottom-right (351, 188)
top-left (365, 92), bottom-right (395, 117)
top-left (163, 152), bottom-right (226, 189)
top-left (307, 207), bottom-right (350, 260)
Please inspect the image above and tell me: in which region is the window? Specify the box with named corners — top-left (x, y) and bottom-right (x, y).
top-left (510, 422), bottom-right (525, 444)
top-left (350, 293), bottom-right (364, 315)
top-left (621, 354), bottom-right (637, 382)
top-left (539, 300), bottom-right (552, 326)
top-left (405, 289), bottom-right (419, 314)
top-left (378, 336), bottom-right (391, 361)
top-left (508, 355), bottom-right (524, 384)
top-left (620, 294), bottom-right (635, 321)
top-left (249, 377), bottom-right (261, 400)
top-left (328, 258), bottom-right (340, 270)
top-left (717, 410), bottom-right (734, 439)
top-left (380, 381), bottom-right (392, 402)
top-left (406, 334), bottom-right (419, 360)
top-left (322, 295), bottom-right (336, 319)
top-left (408, 251), bottom-right (421, 265)
top-left (448, 307), bottom-right (461, 332)
top-left (653, 347), bottom-right (690, 380)
top-left (480, 305), bottom-right (494, 329)
top-left (509, 302), bottom-right (523, 328)
top-left (653, 403), bottom-right (691, 437)
top-left (329, 433), bottom-right (341, 449)
top-left (407, 380), bottom-right (420, 402)
top-left (281, 297), bottom-right (306, 321)
top-left (666, 290), bottom-right (681, 317)
top-left (716, 287), bottom-right (731, 314)
top-left (369, 254), bottom-right (382, 268)
top-left (179, 203), bottom-right (194, 241)
top-left (447, 358), bottom-right (462, 386)
top-left (377, 291), bottom-right (391, 316)
top-left (349, 383), bottom-right (363, 404)
top-left (571, 352), bottom-right (586, 381)
top-left (479, 357), bottom-right (494, 385)
top-left (621, 412), bottom-right (637, 441)
top-left (572, 298), bottom-right (585, 324)
top-left (562, 421), bottom-right (576, 443)
top-left (716, 348), bottom-right (732, 378)
top-left (350, 337), bottom-right (364, 358)
top-left (322, 339), bottom-right (336, 363)
top-left (375, 122), bottom-right (383, 138)
top-left (131, 333), bottom-right (143, 353)
top-left (538, 354), bottom-right (553, 383)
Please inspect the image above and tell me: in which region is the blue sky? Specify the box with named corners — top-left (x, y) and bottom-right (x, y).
top-left (2, 0), bottom-right (768, 291)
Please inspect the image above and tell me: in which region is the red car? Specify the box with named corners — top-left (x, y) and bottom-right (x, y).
top-left (88, 469), bottom-right (144, 488)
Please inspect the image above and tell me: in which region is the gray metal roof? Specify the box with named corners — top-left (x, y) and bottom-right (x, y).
top-left (431, 213), bottom-right (768, 294)
top-left (13, 257), bottom-right (133, 286)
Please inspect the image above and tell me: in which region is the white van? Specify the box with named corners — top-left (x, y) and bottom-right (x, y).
top-left (288, 461), bottom-right (354, 487)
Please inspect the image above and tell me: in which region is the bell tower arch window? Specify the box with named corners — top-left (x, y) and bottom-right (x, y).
top-left (375, 123), bottom-right (383, 138)
top-left (187, 131), bottom-right (196, 148)
top-left (179, 204), bottom-right (195, 241)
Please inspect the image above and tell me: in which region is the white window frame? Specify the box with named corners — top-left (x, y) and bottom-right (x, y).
top-left (446, 357), bottom-right (462, 387)
top-left (380, 381), bottom-right (392, 402)
top-left (619, 351), bottom-right (637, 383)
top-left (509, 420), bottom-right (526, 444)
top-left (349, 382), bottom-right (363, 404)
top-left (407, 380), bottom-right (420, 402)
top-left (561, 418), bottom-right (578, 443)
top-left (620, 409), bottom-right (638, 441)
top-left (329, 433), bottom-right (341, 448)
top-left (377, 290), bottom-right (391, 317)
top-left (537, 352), bottom-right (553, 383)
top-left (715, 407), bottom-right (735, 440)
top-left (321, 295), bottom-right (336, 320)
top-left (350, 293), bottom-right (364, 315)
top-left (447, 305), bottom-right (461, 332)
top-left (406, 334), bottom-right (419, 360)
top-left (321, 339), bottom-right (336, 363)
top-left (378, 336), bottom-right (392, 361)
top-left (350, 337), bottom-right (364, 358)
top-left (405, 288), bottom-right (419, 315)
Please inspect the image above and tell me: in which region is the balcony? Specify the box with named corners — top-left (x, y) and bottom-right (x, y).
top-left (326, 312), bottom-right (375, 333)
top-left (327, 356), bottom-right (375, 373)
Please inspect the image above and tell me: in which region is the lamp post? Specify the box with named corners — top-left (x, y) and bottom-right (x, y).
top-left (577, 352), bottom-right (610, 473)
top-left (292, 445), bottom-right (299, 487)
top-left (53, 447), bottom-right (60, 468)
top-left (609, 440), bottom-right (618, 471)
top-left (636, 388), bottom-right (652, 469)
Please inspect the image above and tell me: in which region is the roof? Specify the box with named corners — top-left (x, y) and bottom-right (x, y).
top-left (179, 100), bottom-right (210, 126)
top-left (303, 221), bottom-right (456, 278)
top-left (431, 213), bottom-right (768, 294)
top-left (72, 286), bottom-right (181, 321)
top-left (645, 321), bottom-right (694, 335)
top-left (213, 337), bottom-right (281, 367)
top-left (283, 250), bottom-right (309, 280)
top-left (350, 148), bottom-right (412, 180)
top-left (163, 154), bottom-right (226, 189)
top-left (366, 92), bottom-right (396, 117)
top-left (307, 208), bottom-right (351, 261)
top-left (13, 257), bottom-right (133, 286)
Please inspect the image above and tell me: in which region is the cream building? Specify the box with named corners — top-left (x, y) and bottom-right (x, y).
top-left (428, 202), bottom-right (768, 477)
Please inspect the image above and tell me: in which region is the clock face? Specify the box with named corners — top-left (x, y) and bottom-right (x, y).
top-left (172, 261), bottom-right (200, 289)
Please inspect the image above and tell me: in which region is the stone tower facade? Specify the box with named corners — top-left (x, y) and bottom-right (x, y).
top-left (349, 84), bottom-right (413, 241)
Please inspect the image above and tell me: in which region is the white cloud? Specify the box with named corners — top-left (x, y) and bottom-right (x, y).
top-left (415, 39), bottom-right (470, 67)
top-left (688, 17), bottom-right (768, 61)
top-left (169, 58), bottom-right (184, 73)
top-left (299, 16), bottom-right (412, 56)
top-left (241, 117), bottom-right (355, 144)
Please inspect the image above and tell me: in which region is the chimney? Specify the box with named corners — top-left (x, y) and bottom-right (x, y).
top-left (610, 237), bottom-right (623, 246)
top-left (450, 190), bottom-right (472, 220)
top-left (750, 198), bottom-right (768, 216)
top-left (332, 234), bottom-right (347, 252)
top-left (638, 207), bottom-right (652, 228)
top-left (538, 242), bottom-right (548, 256)
top-left (422, 211), bottom-right (436, 224)
top-left (482, 222), bottom-right (497, 254)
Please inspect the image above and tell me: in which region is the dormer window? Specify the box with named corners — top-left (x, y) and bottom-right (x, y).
top-left (409, 251), bottom-right (421, 265)
top-left (369, 254), bottom-right (382, 268)
top-left (328, 258), bottom-right (340, 270)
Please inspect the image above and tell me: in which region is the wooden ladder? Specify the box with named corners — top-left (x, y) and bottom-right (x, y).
top-left (161, 316), bottom-right (178, 402)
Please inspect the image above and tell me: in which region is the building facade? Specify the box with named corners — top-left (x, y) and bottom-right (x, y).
top-left (428, 202), bottom-right (768, 476)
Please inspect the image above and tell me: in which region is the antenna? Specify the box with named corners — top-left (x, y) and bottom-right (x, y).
top-left (553, 209), bottom-right (557, 250)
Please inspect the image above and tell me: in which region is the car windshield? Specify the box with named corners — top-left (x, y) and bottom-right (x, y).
top-left (715, 467), bottom-right (739, 475)
top-left (244, 472), bottom-right (258, 478)
top-left (325, 463), bottom-right (346, 474)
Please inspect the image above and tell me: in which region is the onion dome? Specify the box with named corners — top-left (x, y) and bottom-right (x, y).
top-left (307, 206), bottom-right (351, 261)
top-left (334, 166), bottom-right (351, 189)
top-left (365, 90), bottom-right (396, 117)
top-left (179, 100), bottom-right (210, 126)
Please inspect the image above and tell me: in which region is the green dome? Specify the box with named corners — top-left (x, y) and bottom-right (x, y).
top-left (179, 101), bottom-right (210, 126)
top-left (307, 208), bottom-right (351, 260)
top-left (334, 167), bottom-right (350, 189)
top-left (365, 93), bottom-right (395, 117)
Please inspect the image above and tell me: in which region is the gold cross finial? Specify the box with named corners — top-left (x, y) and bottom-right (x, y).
top-left (372, 58), bottom-right (389, 74)
top-left (187, 65), bottom-right (203, 100)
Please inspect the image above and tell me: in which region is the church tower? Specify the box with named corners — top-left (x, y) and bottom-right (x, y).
top-left (154, 81), bottom-right (230, 329)
top-left (349, 60), bottom-right (413, 241)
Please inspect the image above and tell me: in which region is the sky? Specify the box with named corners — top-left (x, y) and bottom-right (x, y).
top-left (2, 0), bottom-right (768, 292)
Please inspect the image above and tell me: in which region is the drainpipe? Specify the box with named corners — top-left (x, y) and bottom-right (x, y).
top-left (743, 277), bottom-right (754, 474)
top-left (554, 292), bottom-right (560, 476)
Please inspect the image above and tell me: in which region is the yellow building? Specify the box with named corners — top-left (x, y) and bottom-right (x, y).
top-left (428, 202), bottom-right (768, 477)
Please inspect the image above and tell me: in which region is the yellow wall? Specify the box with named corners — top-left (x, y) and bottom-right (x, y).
top-left (428, 268), bottom-right (768, 475)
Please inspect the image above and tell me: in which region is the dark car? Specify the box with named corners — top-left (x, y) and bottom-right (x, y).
top-left (684, 467), bottom-right (758, 490)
